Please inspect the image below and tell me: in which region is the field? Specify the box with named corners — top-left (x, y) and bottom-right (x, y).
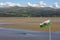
top-left (0, 17), bottom-right (60, 32)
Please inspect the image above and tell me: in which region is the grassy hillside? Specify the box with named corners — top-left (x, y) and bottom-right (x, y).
top-left (0, 7), bottom-right (60, 17)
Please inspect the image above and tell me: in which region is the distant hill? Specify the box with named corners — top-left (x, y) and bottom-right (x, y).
top-left (0, 7), bottom-right (60, 17)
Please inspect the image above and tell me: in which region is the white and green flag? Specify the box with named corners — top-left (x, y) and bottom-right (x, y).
top-left (40, 20), bottom-right (50, 28)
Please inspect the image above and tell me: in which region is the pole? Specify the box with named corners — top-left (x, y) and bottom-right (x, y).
top-left (49, 26), bottom-right (51, 40)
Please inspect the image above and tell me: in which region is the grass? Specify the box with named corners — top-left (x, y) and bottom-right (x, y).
top-left (0, 17), bottom-right (60, 32)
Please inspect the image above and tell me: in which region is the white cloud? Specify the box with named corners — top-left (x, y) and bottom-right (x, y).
top-left (27, 2), bottom-right (38, 7)
top-left (0, 2), bottom-right (21, 7)
top-left (0, 2), bottom-right (5, 5)
top-left (38, 1), bottom-right (48, 7)
top-left (27, 1), bottom-right (60, 8)
top-left (27, 2), bottom-right (32, 6)
top-left (5, 2), bottom-right (16, 7)
top-left (5, 2), bottom-right (21, 7)
top-left (16, 3), bottom-right (21, 7)
top-left (52, 2), bottom-right (60, 8)
top-left (0, 1), bottom-right (60, 9)
top-left (27, 1), bottom-right (48, 7)
top-left (0, 2), bottom-right (6, 7)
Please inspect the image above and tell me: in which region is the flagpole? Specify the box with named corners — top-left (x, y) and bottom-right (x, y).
top-left (49, 26), bottom-right (51, 40)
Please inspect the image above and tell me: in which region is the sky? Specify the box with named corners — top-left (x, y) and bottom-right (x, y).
top-left (0, 0), bottom-right (60, 5)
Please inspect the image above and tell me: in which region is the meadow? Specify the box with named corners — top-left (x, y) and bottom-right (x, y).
top-left (0, 17), bottom-right (60, 32)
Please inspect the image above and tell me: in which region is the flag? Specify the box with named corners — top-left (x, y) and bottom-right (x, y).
top-left (40, 20), bottom-right (50, 28)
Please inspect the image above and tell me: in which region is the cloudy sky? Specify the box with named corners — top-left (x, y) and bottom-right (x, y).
top-left (0, 0), bottom-right (60, 8)
top-left (0, 0), bottom-right (60, 5)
